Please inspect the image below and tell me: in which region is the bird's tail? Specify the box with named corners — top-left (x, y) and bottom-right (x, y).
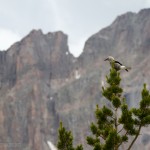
top-left (125, 67), bottom-right (131, 72)
top-left (121, 66), bottom-right (131, 72)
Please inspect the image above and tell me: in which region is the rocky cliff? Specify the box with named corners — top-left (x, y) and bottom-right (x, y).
top-left (1, 8), bottom-right (150, 150)
top-left (0, 30), bottom-right (75, 150)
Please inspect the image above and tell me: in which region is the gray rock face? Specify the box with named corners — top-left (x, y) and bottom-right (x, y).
top-left (0, 30), bottom-right (75, 150)
top-left (0, 8), bottom-right (150, 150)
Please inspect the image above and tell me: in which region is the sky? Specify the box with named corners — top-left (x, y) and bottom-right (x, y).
top-left (0, 0), bottom-right (150, 57)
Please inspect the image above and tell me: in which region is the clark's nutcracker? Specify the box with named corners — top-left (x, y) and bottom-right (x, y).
top-left (104, 56), bottom-right (131, 72)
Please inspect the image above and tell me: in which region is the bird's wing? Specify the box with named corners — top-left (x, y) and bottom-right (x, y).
top-left (115, 60), bottom-right (122, 65)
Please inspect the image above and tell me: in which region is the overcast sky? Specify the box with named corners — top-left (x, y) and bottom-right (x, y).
top-left (0, 0), bottom-right (150, 57)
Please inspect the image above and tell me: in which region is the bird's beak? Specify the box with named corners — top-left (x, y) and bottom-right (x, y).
top-left (104, 58), bottom-right (108, 61)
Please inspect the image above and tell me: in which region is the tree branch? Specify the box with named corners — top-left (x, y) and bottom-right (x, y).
top-left (114, 108), bottom-right (118, 150)
top-left (117, 127), bottom-right (124, 134)
top-left (127, 125), bottom-right (142, 150)
top-left (115, 108), bottom-right (118, 131)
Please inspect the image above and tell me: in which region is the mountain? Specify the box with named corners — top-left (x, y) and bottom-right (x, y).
top-left (1, 8), bottom-right (150, 150)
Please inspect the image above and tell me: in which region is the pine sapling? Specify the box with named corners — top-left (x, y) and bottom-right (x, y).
top-left (87, 67), bottom-right (150, 150)
top-left (57, 122), bottom-right (83, 150)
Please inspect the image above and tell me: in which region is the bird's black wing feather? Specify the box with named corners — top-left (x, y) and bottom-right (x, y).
top-left (115, 61), bottom-right (122, 65)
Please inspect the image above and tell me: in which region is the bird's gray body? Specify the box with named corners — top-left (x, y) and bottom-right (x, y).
top-left (110, 61), bottom-right (122, 71)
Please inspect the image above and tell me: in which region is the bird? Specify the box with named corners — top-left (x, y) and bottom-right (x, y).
top-left (104, 56), bottom-right (131, 72)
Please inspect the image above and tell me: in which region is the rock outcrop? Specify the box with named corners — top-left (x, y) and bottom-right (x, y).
top-left (1, 8), bottom-right (150, 150)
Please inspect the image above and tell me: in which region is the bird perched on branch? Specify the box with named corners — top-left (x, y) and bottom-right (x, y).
top-left (104, 56), bottom-right (131, 72)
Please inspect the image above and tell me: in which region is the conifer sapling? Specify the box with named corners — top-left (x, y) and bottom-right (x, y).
top-left (87, 67), bottom-right (150, 150)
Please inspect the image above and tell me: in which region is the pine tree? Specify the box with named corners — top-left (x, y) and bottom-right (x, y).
top-left (57, 66), bottom-right (150, 150)
top-left (57, 122), bottom-right (83, 150)
top-left (87, 67), bottom-right (150, 150)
